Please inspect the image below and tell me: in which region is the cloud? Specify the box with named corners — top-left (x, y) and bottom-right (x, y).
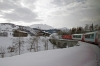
top-left (52, 0), bottom-right (86, 6)
top-left (80, 16), bottom-right (100, 25)
top-left (51, 2), bottom-right (83, 17)
top-left (2, 7), bottom-right (43, 22)
top-left (0, 0), bottom-right (100, 28)
top-left (52, 0), bottom-right (100, 9)
top-left (51, 0), bottom-right (100, 16)
top-left (0, 0), bottom-right (42, 22)
top-left (0, 0), bottom-right (18, 10)
top-left (33, 0), bottom-right (100, 28)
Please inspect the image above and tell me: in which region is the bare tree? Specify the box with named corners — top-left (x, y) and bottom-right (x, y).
top-left (94, 24), bottom-right (99, 31)
top-left (36, 36), bottom-right (39, 52)
top-left (49, 33), bottom-right (58, 49)
top-left (7, 44), bottom-right (16, 56)
top-left (42, 37), bottom-right (49, 50)
top-left (34, 27), bottom-right (42, 52)
top-left (0, 47), bottom-right (5, 58)
top-left (84, 24), bottom-right (89, 33)
top-left (12, 34), bottom-right (24, 55)
top-left (71, 27), bottom-right (76, 34)
top-left (76, 27), bottom-right (84, 33)
top-left (89, 23), bottom-right (94, 31)
top-left (98, 26), bottom-right (100, 30)
top-left (57, 30), bottom-right (63, 35)
top-left (28, 37), bottom-right (38, 52)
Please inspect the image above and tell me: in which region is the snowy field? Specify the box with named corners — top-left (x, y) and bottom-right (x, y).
top-left (0, 36), bottom-right (100, 66)
top-left (0, 39), bottom-right (100, 66)
top-left (0, 36), bottom-right (57, 57)
top-left (0, 43), bottom-right (99, 66)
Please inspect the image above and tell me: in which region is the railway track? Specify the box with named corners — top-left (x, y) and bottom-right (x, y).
top-left (88, 44), bottom-right (100, 66)
top-left (79, 41), bottom-right (100, 66)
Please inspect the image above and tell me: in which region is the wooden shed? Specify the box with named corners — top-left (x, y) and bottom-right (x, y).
top-left (13, 30), bottom-right (28, 37)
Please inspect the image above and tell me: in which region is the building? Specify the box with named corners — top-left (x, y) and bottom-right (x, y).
top-left (0, 32), bottom-right (8, 37)
top-left (13, 30), bottom-right (28, 37)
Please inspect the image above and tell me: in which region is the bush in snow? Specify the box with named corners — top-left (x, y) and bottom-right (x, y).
top-left (0, 47), bottom-right (6, 58)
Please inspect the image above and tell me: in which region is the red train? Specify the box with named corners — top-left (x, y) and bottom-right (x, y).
top-left (62, 31), bottom-right (100, 47)
top-left (62, 35), bottom-right (72, 39)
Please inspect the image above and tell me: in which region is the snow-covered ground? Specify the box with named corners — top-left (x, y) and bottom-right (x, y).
top-left (0, 36), bottom-right (57, 58)
top-left (0, 38), bottom-right (100, 66)
top-left (0, 44), bottom-right (99, 66)
top-left (78, 41), bottom-right (100, 66)
top-left (0, 24), bottom-right (100, 66)
top-left (0, 23), bottom-right (58, 58)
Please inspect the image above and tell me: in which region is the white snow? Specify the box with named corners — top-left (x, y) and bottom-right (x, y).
top-left (0, 23), bottom-right (100, 66)
top-left (0, 46), bottom-right (97, 66)
top-left (30, 24), bottom-right (54, 30)
top-left (0, 36), bottom-right (56, 57)
top-left (0, 37), bottom-right (13, 47)
top-left (58, 27), bottom-right (69, 32)
top-left (49, 33), bottom-right (59, 39)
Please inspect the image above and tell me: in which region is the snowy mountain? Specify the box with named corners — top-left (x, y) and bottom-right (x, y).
top-left (30, 24), bottom-right (54, 30)
top-left (58, 27), bottom-right (69, 32)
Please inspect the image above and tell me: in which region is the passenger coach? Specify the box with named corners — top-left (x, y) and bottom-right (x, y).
top-left (72, 34), bottom-right (83, 41)
top-left (62, 31), bottom-right (100, 47)
top-left (84, 31), bottom-right (100, 46)
top-left (96, 31), bottom-right (100, 46)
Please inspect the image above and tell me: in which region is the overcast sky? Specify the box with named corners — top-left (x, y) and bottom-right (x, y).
top-left (0, 0), bottom-right (100, 28)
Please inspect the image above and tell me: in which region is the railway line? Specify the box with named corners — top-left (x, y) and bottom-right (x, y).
top-left (79, 41), bottom-right (100, 66)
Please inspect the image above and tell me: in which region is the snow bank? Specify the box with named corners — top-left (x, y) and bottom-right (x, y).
top-left (0, 37), bottom-right (13, 47)
top-left (0, 46), bottom-right (96, 66)
top-left (49, 33), bottom-right (59, 39)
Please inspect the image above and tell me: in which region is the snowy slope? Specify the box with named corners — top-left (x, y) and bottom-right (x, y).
top-left (0, 46), bottom-right (97, 66)
top-left (30, 24), bottom-right (54, 30)
top-left (0, 23), bottom-right (38, 37)
top-left (58, 27), bottom-right (69, 32)
top-left (0, 23), bottom-right (19, 32)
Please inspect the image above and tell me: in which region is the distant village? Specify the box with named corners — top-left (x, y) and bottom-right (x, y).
top-left (0, 23), bottom-right (100, 38)
top-left (0, 23), bottom-right (58, 37)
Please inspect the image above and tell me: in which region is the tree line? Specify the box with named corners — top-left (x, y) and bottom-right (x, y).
top-left (58, 24), bottom-right (100, 35)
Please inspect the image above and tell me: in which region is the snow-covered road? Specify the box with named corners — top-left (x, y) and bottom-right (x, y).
top-left (79, 41), bottom-right (100, 66)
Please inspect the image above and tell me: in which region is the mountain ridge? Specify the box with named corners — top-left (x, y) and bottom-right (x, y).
top-left (30, 24), bottom-right (54, 30)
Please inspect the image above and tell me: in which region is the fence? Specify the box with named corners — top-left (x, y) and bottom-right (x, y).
top-left (49, 39), bottom-right (78, 48)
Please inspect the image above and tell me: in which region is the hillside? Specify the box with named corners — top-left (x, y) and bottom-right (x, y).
top-left (0, 23), bottom-right (37, 37)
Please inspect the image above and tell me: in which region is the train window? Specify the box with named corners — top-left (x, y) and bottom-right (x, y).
top-left (90, 34), bottom-right (94, 39)
top-left (77, 35), bottom-right (81, 38)
top-left (85, 34), bottom-right (94, 39)
top-left (98, 34), bottom-right (100, 39)
top-left (73, 35), bottom-right (81, 38)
